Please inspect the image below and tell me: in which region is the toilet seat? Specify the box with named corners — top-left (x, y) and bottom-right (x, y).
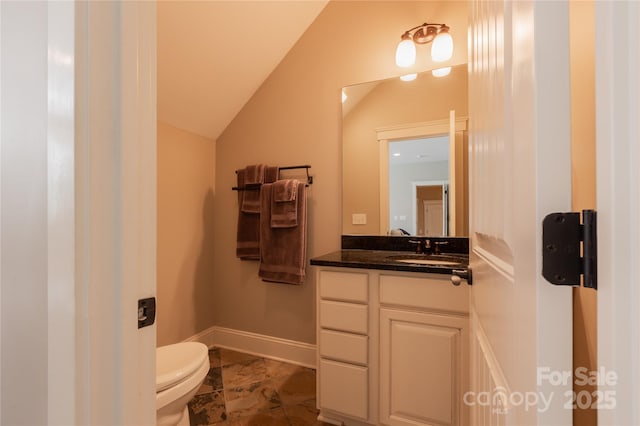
top-left (156, 342), bottom-right (209, 392)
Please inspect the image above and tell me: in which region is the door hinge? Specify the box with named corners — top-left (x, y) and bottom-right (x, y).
top-left (542, 210), bottom-right (597, 290)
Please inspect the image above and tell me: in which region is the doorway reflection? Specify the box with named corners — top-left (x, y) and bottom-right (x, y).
top-left (388, 136), bottom-right (449, 235)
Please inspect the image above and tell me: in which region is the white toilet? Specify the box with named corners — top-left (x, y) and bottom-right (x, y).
top-left (156, 342), bottom-right (210, 426)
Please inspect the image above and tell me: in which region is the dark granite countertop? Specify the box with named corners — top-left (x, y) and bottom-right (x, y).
top-left (310, 249), bottom-right (469, 275)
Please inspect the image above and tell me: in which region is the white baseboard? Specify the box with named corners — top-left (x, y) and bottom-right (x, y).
top-left (185, 325), bottom-right (218, 348)
top-left (185, 326), bottom-right (317, 369)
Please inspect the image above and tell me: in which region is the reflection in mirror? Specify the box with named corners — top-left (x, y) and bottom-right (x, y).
top-left (342, 64), bottom-right (468, 236)
top-left (389, 136), bottom-right (450, 236)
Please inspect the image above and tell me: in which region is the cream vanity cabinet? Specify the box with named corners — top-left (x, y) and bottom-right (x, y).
top-left (317, 269), bottom-right (373, 424)
top-left (316, 267), bottom-right (469, 426)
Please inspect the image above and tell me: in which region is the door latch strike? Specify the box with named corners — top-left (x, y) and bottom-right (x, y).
top-left (542, 210), bottom-right (597, 290)
top-left (138, 297), bottom-right (156, 329)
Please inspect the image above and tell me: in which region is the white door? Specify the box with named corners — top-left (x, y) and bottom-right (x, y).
top-left (595, 2), bottom-right (640, 424)
top-left (0, 2), bottom-right (157, 424)
top-left (468, 1), bottom-right (572, 425)
top-left (76, 2), bottom-right (158, 424)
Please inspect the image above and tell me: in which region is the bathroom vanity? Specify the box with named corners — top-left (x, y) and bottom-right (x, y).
top-left (310, 238), bottom-right (470, 426)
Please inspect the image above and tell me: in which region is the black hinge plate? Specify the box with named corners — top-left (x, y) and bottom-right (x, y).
top-left (542, 210), bottom-right (597, 290)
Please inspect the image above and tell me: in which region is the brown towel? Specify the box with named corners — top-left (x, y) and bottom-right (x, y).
top-left (273, 179), bottom-right (297, 202)
top-left (241, 164), bottom-right (266, 213)
top-left (236, 165), bottom-right (279, 260)
top-left (259, 182), bottom-right (307, 284)
top-left (265, 166), bottom-right (279, 183)
top-left (271, 179), bottom-right (299, 228)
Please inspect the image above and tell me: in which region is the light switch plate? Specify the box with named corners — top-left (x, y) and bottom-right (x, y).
top-left (352, 213), bottom-right (367, 225)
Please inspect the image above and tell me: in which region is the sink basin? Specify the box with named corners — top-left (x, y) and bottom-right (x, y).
top-left (386, 254), bottom-right (466, 267)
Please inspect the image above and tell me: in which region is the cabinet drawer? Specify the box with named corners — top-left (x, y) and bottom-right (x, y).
top-left (319, 300), bottom-right (368, 334)
top-left (319, 359), bottom-right (368, 421)
top-left (319, 329), bottom-right (368, 365)
top-left (380, 274), bottom-right (468, 314)
top-left (319, 270), bottom-right (368, 303)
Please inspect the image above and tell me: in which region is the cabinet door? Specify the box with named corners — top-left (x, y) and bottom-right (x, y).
top-left (379, 308), bottom-right (467, 426)
top-left (319, 359), bottom-right (369, 421)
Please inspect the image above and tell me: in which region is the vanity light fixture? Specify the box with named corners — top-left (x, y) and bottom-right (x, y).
top-left (395, 22), bottom-right (453, 68)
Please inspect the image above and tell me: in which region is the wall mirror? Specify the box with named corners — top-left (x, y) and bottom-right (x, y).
top-left (342, 64), bottom-right (468, 237)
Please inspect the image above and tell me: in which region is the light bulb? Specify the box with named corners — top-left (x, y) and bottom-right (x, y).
top-left (432, 67), bottom-right (451, 77)
top-left (395, 38), bottom-right (416, 68)
top-left (400, 73), bottom-right (417, 82)
top-left (431, 30), bottom-right (453, 62)
top-left (341, 90), bottom-right (347, 103)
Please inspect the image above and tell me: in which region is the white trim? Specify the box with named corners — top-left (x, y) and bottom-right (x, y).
top-left (47, 2), bottom-right (76, 424)
top-left (120, 2), bottom-right (157, 424)
top-left (596, 1), bottom-right (640, 425)
top-left (186, 326), bottom-right (317, 369)
top-left (184, 325), bottom-right (219, 349)
top-left (74, 2), bottom-right (156, 424)
top-left (379, 138), bottom-right (390, 235)
top-left (0, 0), bottom-right (3, 416)
top-left (375, 117), bottom-right (468, 140)
top-left (448, 110), bottom-right (457, 236)
top-left (469, 307), bottom-right (511, 425)
top-left (316, 414), bottom-right (344, 426)
top-left (471, 246), bottom-right (515, 282)
top-left (470, 308), bottom-right (510, 408)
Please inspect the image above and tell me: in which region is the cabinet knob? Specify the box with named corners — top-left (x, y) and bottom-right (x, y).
top-left (451, 268), bottom-right (472, 286)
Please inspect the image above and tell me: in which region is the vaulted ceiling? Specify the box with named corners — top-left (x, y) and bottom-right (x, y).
top-left (157, 1), bottom-right (329, 140)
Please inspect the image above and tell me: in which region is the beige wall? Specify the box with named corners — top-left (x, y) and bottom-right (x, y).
top-left (157, 121), bottom-right (216, 346)
top-left (214, 1), bottom-right (468, 343)
top-left (342, 65), bottom-right (468, 235)
top-left (569, 2), bottom-right (596, 425)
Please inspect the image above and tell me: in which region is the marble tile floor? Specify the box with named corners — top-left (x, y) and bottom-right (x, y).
top-left (188, 347), bottom-right (331, 426)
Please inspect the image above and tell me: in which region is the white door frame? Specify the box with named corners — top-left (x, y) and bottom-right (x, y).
top-left (1, 2), bottom-right (157, 424)
top-left (596, 2), bottom-right (640, 424)
top-left (1, 2), bottom-right (75, 423)
top-left (75, 2), bottom-right (157, 424)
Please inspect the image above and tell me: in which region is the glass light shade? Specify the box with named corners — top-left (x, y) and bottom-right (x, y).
top-left (431, 31), bottom-right (453, 62)
top-left (400, 73), bottom-right (417, 82)
top-left (432, 67), bottom-right (451, 77)
top-left (395, 39), bottom-right (416, 68)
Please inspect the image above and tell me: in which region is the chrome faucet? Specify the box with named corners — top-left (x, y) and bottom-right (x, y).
top-left (433, 241), bottom-right (449, 255)
top-left (409, 239), bottom-right (431, 254)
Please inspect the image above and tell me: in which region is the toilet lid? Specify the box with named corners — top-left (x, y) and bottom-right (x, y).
top-left (156, 342), bottom-right (208, 392)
